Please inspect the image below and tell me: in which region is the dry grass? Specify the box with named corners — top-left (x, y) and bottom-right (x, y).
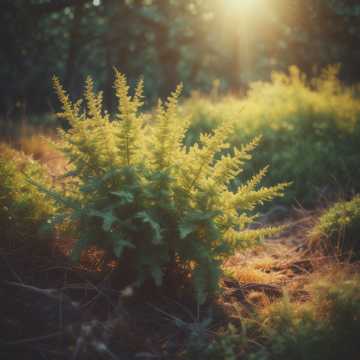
top-left (0, 119), bottom-right (67, 177)
top-left (18, 133), bottom-right (67, 173)
top-left (220, 211), bottom-right (344, 314)
top-left (224, 241), bottom-right (305, 286)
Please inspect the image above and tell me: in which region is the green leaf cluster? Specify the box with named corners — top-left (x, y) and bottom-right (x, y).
top-left (45, 72), bottom-right (286, 302)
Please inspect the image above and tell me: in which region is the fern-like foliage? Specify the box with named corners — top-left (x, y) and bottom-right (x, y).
top-left (44, 72), bottom-right (287, 303)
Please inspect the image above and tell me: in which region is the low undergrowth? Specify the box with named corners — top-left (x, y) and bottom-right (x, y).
top-left (1, 209), bottom-right (359, 360)
top-left (246, 270), bottom-right (360, 360)
top-left (179, 265), bottom-right (360, 360)
top-left (0, 143), bottom-right (55, 251)
top-left (309, 195), bottom-right (360, 259)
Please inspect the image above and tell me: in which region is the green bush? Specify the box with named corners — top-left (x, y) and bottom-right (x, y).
top-left (309, 196), bottom-right (360, 259)
top-left (181, 66), bottom-right (360, 207)
top-left (248, 273), bottom-right (360, 360)
top-left (0, 144), bottom-right (54, 250)
top-left (41, 72), bottom-right (286, 303)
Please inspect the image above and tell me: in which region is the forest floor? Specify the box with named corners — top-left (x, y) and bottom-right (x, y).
top-left (1, 206), bottom-right (356, 360)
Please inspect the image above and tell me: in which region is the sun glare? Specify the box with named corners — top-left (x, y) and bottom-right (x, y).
top-left (225, 0), bottom-right (265, 14)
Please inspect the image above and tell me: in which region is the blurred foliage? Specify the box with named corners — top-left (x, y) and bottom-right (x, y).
top-left (181, 66), bottom-right (360, 206)
top-left (0, 144), bottom-right (55, 250)
top-left (310, 195), bottom-right (360, 259)
top-left (1, 0), bottom-right (360, 116)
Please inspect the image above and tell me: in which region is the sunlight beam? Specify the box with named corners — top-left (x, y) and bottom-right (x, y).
top-left (225, 0), bottom-right (265, 15)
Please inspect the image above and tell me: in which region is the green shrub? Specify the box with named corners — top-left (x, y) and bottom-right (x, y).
top-left (40, 72), bottom-right (286, 303)
top-left (181, 66), bottom-right (360, 207)
top-left (0, 144), bottom-right (54, 250)
top-left (248, 273), bottom-right (360, 360)
top-left (309, 196), bottom-right (360, 259)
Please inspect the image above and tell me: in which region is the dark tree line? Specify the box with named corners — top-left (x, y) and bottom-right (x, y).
top-left (1, 0), bottom-right (360, 116)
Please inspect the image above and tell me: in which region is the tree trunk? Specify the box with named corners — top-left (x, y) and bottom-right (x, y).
top-left (64, 3), bottom-right (84, 93)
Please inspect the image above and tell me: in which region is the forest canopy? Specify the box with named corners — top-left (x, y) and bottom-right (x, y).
top-left (1, 0), bottom-right (360, 115)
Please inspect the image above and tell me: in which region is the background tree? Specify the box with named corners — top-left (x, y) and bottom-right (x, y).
top-left (1, 0), bottom-right (360, 117)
